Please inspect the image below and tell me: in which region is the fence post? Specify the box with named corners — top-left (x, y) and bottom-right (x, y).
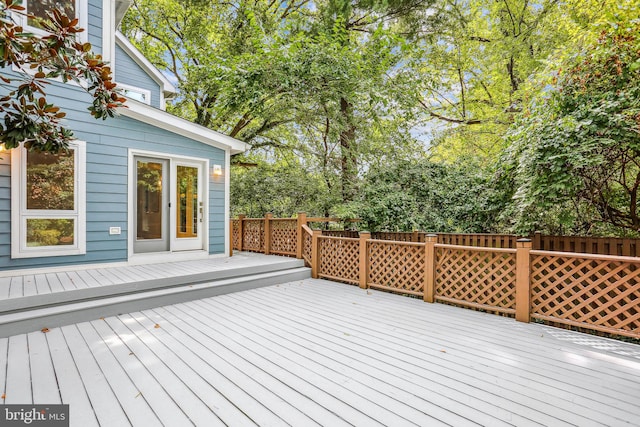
top-left (229, 219), bottom-right (234, 257)
top-left (424, 234), bottom-right (437, 303)
top-left (532, 231), bottom-right (541, 250)
top-left (296, 212), bottom-right (307, 259)
top-left (237, 214), bottom-right (245, 251)
top-left (516, 238), bottom-right (532, 323)
top-left (311, 230), bottom-right (322, 278)
top-left (264, 213), bottom-right (272, 255)
top-left (359, 231), bottom-right (371, 289)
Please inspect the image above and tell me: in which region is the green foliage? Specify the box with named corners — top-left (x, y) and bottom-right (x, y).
top-left (0, 0), bottom-right (124, 153)
top-left (505, 7), bottom-right (640, 234)
top-left (230, 156), bottom-right (340, 218)
top-left (348, 159), bottom-right (502, 232)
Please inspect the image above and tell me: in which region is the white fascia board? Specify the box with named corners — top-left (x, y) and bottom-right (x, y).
top-left (119, 99), bottom-right (250, 154)
top-left (114, 31), bottom-right (177, 95)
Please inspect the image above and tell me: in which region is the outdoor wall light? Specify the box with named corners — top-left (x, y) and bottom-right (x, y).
top-left (212, 164), bottom-right (222, 176)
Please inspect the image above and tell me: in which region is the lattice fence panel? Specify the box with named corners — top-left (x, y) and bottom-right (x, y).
top-left (531, 254), bottom-right (640, 337)
top-left (303, 230), bottom-right (312, 267)
top-left (368, 241), bottom-right (424, 296)
top-left (435, 247), bottom-right (516, 311)
top-left (270, 220), bottom-right (298, 256)
top-left (242, 220), bottom-right (265, 252)
top-left (319, 237), bottom-right (360, 285)
top-left (232, 220), bottom-right (241, 250)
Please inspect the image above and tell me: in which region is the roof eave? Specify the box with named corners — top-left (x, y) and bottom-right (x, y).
top-left (118, 100), bottom-right (250, 155)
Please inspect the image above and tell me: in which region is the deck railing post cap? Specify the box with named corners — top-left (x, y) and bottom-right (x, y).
top-left (359, 231), bottom-right (371, 235)
top-left (426, 233), bottom-right (437, 237)
top-left (517, 238), bottom-right (532, 242)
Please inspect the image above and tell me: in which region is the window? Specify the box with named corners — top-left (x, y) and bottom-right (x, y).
top-left (11, 141), bottom-right (86, 258)
top-left (117, 83), bottom-right (152, 105)
top-left (17, 0), bottom-right (87, 42)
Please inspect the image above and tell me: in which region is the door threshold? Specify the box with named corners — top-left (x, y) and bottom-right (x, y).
top-left (129, 250), bottom-right (209, 265)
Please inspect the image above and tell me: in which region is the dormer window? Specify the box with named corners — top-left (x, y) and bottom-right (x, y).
top-left (118, 83), bottom-right (152, 105)
top-left (18, 0), bottom-right (87, 42)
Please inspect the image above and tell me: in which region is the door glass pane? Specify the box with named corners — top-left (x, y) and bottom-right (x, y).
top-left (177, 166), bottom-right (198, 238)
top-left (26, 219), bottom-right (75, 247)
top-left (26, 149), bottom-right (75, 210)
top-left (137, 161), bottom-right (163, 240)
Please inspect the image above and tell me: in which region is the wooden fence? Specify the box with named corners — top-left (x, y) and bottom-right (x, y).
top-left (324, 230), bottom-right (640, 256)
top-left (231, 214), bottom-right (640, 339)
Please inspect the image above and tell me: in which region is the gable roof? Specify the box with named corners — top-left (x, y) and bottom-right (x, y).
top-left (119, 99), bottom-right (249, 155)
top-left (114, 32), bottom-right (177, 98)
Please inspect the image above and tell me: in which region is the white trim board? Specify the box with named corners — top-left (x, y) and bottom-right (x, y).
top-left (127, 148), bottom-right (211, 260)
top-left (114, 32), bottom-right (176, 95)
top-left (118, 99), bottom-right (249, 154)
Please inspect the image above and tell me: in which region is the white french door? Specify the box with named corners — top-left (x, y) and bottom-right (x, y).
top-left (172, 161), bottom-right (204, 251)
top-left (133, 155), bottom-right (205, 254)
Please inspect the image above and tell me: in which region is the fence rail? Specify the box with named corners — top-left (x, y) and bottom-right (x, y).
top-left (230, 214), bottom-right (640, 339)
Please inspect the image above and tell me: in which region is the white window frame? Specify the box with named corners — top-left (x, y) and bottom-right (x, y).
top-left (11, 141), bottom-right (87, 259)
top-left (117, 83), bottom-right (152, 105)
top-left (15, 0), bottom-right (88, 43)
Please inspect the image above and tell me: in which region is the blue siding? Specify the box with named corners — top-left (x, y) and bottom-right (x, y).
top-left (114, 44), bottom-right (162, 109)
top-left (0, 78), bottom-right (227, 271)
top-left (88, 0), bottom-right (102, 54)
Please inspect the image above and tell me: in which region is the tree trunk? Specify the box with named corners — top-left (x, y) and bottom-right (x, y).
top-left (340, 97), bottom-right (357, 202)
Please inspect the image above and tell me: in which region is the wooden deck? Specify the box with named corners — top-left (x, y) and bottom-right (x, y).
top-left (1, 278), bottom-right (639, 426)
top-left (0, 253), bottom-right (309, 338)
top-left (0, 252), bottom-right (301, 303)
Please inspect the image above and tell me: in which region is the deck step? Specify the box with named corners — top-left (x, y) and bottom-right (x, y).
top-left (0, 258), bottom-right (305, 315)
top-left (0, 267), bottom-right (310, 338)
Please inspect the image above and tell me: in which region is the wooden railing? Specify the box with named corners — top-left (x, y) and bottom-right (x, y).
top-left (230, 214), bottom-right (640, 339)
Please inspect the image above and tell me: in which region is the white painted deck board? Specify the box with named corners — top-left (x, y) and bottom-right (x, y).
top-left (174, 300), bottom-right (461, 427)
top-left (198, 293), bottom-right (560, 426)
top-left (145, 307), bottom-right (306, 426)
top-left (60, 325), bottom-right (131, 426)
top-left (44, 273), bottom-right (64, 293)
top-left (245, 283), bottom-right (640, 411)
top-left (34, 274), bottom-right (51, 295)
top-left (23, 275), bottom-right (37, 297)
top-left (75, 322), bottom-right (160, 427)
top-left (292, 281), bottom-right (640, 386)
top-left (74, 270), bottom-right (101, 288)
top-left (144, 305), bottom-right (376, 426)
top-left (0, 253), bottom-right (301, 305)
top-left (118, 314), bottom-right (242, 426)
top-left (103, 316), bottom-right (223, 426)
top-left (9, 276), bottom-right (23, 298)
top-left (66, 271), bottom-right (89, 289)
top-left (27, 331), bottom-right (60, 404)
top-left (147, 306), bottom-right (353, 427)
top-left (0, 274), bottom-right (638, 426)
top-left (225, 289), bottom-right (617, 425)
top-left (45, 328), bottom-right (100, 427)
top-left (0, 278), bottom-right (10, 299)
top-left (252, 282), bottom-right (638, 420)
top-left (56, 272), bottom-right (78, 291)
top-left (90, 319), bottom-right (193, 426)
top-left (203, 294), bottom-right (539, 426)
top-left (5, 334), bottom-right (31, 404)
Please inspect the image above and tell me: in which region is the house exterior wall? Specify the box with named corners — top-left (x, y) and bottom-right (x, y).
top-left (0, 79), bottom-right (226, 272)
top-left (114, 43), bottom-right (163, 109)
top-left (88, 0), bottom-right (103, 52)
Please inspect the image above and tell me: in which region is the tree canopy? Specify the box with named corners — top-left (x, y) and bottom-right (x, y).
top-left (122, 0), bottom-right (640, 236)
